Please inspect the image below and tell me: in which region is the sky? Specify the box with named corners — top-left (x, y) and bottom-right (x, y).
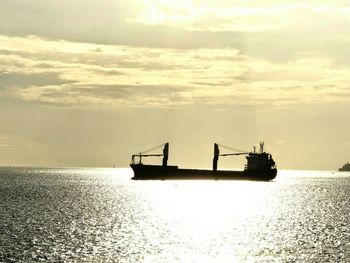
top-left (0, 0), bottom-right (349, 170)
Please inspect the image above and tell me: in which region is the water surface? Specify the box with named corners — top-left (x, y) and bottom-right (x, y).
top-left (1, 167), bottom-right (349, 262)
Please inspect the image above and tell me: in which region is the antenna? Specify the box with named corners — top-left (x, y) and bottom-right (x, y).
top-left (259, 142), bottom-right (264, 153)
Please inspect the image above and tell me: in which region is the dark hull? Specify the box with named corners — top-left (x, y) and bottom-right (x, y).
top-left (131, 164), bottom-right (277, 181)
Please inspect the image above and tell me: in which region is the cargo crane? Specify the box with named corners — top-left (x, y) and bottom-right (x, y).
top-left (212, 143), bottom-right (249, 171)
top-left (131, 142), bottom-right (169, 167)
top-left (213, 142), bottom-right (274, 172)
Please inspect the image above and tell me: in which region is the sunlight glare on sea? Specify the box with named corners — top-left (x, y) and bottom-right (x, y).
top-left (137, 180), bottom-right (279, 262)
top-left (1, 168), bottom-right (350, 262)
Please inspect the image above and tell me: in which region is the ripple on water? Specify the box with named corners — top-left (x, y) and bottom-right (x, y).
top-left (0, 168), bottom-right (350, 262)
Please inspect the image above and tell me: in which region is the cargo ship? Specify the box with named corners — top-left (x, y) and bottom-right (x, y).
top-left (339, 163), bottom-right (350, 172)
top-left (130, 142), bottom-right (277, 181)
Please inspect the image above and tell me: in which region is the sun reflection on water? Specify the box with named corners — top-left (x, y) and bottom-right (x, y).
top-left (135, 180), bottom-right (278, 261)
top-left (3, 168), bottom-right (349, 262)
top-left (149, 180), bottom-right (274, 219)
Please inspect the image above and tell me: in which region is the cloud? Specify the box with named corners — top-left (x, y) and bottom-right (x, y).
top-left (0, 1), bottom-right (350, 63)
top-left (1, 1), bottom-right (350, 170)
top-left (0, 72), bottom-right (75, 89)
top-left (131, 2), bottom-right (350, 34)
top-left (13, 84), bottom-right (192, 108)
top-left (1, 34), bottom-right (350, 109)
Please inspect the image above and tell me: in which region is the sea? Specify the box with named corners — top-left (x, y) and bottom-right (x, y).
top-left (0, 167), bottom-right (349, 263)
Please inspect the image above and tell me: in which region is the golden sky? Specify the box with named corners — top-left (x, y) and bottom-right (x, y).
top-left (0, 0), bottom-right (349, 169)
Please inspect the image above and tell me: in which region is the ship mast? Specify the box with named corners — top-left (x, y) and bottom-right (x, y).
top-left (131, 142), bottom-right (169, 166)
top-left (213, 143), bottom-right (249, 171)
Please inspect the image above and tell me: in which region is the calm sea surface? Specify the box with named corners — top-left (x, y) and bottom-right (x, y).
top-left (0, 167), bottom-right (349, 262)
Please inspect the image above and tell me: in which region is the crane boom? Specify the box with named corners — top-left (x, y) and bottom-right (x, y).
top-left (213, 143), bottom-right (249, 171)
top-left (131, 142), bottom-right (169, 166)
top-left (219, 152), bottom-right (249, 157)
top-left (132, 153), bottom-right (163, 157)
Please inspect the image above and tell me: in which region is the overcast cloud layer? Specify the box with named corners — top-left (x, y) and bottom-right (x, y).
top-left (0, 0), bottom-right (349, 169)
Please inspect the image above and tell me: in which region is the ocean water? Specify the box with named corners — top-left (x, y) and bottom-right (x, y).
top-left (0, 167), bottom-right (349, 262)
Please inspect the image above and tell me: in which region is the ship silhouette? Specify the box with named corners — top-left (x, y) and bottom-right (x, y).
top-left (130, 142), bottom-right (277, 181)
